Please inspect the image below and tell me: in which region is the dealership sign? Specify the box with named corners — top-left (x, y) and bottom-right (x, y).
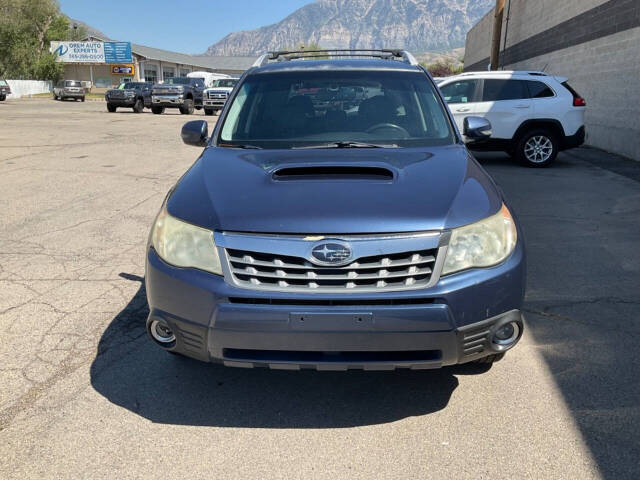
top-left (51, 42), bottom-right (133, 63)
top-left (104, 42), bottom-right (132, 63)
top-left (111, 64), bottom-right (135, 75)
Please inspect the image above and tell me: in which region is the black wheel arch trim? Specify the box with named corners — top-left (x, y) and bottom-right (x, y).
top-left (514, 118), bottom-right (566, 143)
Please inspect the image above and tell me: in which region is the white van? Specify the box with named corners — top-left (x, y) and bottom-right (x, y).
top-left (187, 71), bottom-right (230, 88)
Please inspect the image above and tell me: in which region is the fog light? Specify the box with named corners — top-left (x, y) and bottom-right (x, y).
top-left (492, 321), bottom-right (520, 347)
top-left (150, 319), bottom-right (175, 344)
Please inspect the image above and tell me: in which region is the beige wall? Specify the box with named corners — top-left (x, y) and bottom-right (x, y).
top-left (464, 1), bottom-right (640, 160)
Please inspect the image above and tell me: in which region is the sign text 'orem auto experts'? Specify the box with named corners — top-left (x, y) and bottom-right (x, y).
top-left (50, 42), bottom-right (133, 63)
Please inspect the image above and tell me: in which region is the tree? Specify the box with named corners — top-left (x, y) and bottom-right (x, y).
top-left (0, 0), bottom-right (77, 81)
top-left (287, 42), bottom-right (329, 59)
top-left (422, 59), bottom-right (464, 77)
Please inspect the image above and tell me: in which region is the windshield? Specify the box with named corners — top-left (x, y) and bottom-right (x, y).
top-left (123, 82), bottom-right (146, 89)
top-left (65, 81), bottom-right (82, 87)
top-left (165, 77), bottom-right (191, 85)
top-left (0, 80), bottom-right (7, 86)
top-left (212, 79), bottom-right (238, 88)
top-left (218, 70), bottom-right (455, 149)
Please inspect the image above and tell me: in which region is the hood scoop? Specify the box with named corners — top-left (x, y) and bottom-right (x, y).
top-left (272, 165), bottom-right (394, 181)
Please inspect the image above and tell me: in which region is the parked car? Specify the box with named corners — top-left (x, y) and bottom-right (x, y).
top-left (0, 80), bottom-right (11, 101)
top-left (105, 82), bottom-right (152, 113)
top-left (144, 49), bottom-right (526, 370)
top-left (53, 80), bottom-right (85, 102)
top-left (187, 71), bottom-right (230, 88)
top-left (151, 77), bottom-right (205, 115)
top-left (203, 78), bottom-right (239, 116)
top-left (438, 71), bottom-right (586, 167)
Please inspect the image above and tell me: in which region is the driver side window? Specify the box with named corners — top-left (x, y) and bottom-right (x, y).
top-left (440, 80), bottom-right (479, 104)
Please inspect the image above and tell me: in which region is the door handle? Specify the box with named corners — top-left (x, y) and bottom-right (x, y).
top-left (515, 105), bottom-right (530, 109)
top-left (455, 107), bottom-right (471, 112)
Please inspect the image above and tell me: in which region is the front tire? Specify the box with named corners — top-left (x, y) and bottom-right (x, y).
top-left (0, 95), bottom-right (5, 101)
top-left (107, 103), bottom-right (117, 113)
top-left (516, 129), bottom-right (558, 167)
top-left (151, 106), bottom-right (164, 115)
top-left (204, 108), bottom-right (215, 116)
top-left (133, 98), bottom-right (144, 113)
top-left (179, 98), bottom-right (194, 115)
top-left (81, 96), bottom-right (85, 102)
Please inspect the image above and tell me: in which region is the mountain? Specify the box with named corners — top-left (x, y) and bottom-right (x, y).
top-left (204, 0), bottom-right (493, 56)
top-left (66, 17), bottom-right (112, 41)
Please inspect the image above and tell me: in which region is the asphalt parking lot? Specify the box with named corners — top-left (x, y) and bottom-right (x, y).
top-left (1, 98), bottom-right (639, 479)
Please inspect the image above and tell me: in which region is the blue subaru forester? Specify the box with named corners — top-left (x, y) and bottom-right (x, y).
top-left (145, 50), bottom-right (526, 370)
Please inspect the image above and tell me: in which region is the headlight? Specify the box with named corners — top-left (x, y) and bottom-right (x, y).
top-left (442, 204), bottom-right (517, 275)
top-left (151, 206), bottom-right (222, 275)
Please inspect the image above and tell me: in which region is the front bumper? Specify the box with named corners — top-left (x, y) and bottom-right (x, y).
top-left (203, 99), bottom-right (226, 108)
top-left (106, 97), bottom-right (136, 106)
top-left (145, 236), bottom-right (526, 370)
top-left (152, 95), bottom-right (184, 107)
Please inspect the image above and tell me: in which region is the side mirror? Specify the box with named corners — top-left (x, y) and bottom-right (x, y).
top-left (181, 120), bottom-right (208, 147)
top-left (463, 116), bottom-right (492, 143)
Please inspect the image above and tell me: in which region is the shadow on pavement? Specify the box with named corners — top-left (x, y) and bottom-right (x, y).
top-left (478, 149), bottom-right (640, 480)
top-left (90, 275), bottom-right (489, 429)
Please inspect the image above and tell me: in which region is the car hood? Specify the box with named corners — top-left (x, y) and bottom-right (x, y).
top-left (166, 145), bottom-right (503, 234)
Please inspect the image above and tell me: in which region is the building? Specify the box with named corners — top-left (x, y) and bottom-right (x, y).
top-left (464, 0), bottom-right (640, 160)
top-left (58, 36), bottom-right (257, 91)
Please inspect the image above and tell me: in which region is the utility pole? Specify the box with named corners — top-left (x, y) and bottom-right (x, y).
top-left (490, 0), bottom-right (505, 70)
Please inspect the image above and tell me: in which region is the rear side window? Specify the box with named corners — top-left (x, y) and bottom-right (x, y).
top-left (482, 79), bottom-right (528, 101)
top-left (440, 80), bottom-right (478, 104)
top-left (527, 81), bottom-right (554, 98)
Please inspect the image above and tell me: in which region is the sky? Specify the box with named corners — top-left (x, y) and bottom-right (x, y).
top-left (58, 0), bottom-right (315, 54)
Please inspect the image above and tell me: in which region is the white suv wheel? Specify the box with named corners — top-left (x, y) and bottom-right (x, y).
top-left (524, 135), bottom-right (553, 164)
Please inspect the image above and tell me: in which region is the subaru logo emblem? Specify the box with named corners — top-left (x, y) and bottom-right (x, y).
top-left (310, 241), bottom-right (353, 266)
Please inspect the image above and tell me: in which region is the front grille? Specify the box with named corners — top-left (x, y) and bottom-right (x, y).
top-left (154, 87), bottom-right (179, 94)
top-left (207, 90), bottom-right (228, 100)
top-left (225, 248), bottom-right (438, 292)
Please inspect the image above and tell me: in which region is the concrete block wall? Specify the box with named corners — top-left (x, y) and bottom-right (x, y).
top-left (463, 0), bottom-right (640, 160)
top-left (501, 0), bottom-right (608, 46)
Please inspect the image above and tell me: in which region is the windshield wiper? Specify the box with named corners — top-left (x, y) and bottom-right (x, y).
top-left (293, 141), bottom-right (398, 150)
top-left (218, 143), bottom-right (263, 149)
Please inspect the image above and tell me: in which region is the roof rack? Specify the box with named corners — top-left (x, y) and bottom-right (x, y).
top-left (252, 49), bottom-right (419, 68)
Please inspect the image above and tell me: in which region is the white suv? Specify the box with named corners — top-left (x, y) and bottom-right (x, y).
top-left (438, 71), bottom-right (586, 167)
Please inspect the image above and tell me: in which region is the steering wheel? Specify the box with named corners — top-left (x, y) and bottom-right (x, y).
top-left (365, 123), bottom-right (410, 138)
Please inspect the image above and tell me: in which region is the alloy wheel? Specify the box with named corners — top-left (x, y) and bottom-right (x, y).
top-left (524, 135), bottom-right (553, 164)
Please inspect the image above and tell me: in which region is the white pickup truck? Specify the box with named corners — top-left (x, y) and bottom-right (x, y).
top-left (202, 78), bottom-right (239, 116)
